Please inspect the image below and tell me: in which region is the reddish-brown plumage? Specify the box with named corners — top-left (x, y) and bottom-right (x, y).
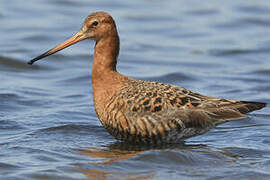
top-left (28, 12), bottom-right (266, 144)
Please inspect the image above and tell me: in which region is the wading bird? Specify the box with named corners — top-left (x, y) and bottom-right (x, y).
top-left (28, 12), bottom-right (266, 144)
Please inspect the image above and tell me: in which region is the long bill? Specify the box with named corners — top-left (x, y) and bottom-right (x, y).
top-left (28, 31), bottom-right (87, 65)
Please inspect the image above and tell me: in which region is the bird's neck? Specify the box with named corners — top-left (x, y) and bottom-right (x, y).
top-left (91, 34), bottom-right (126, 114)
top-left (92, 34), bottom-right (121, 90)
top-left (92, 35), bottom-right (119, 75)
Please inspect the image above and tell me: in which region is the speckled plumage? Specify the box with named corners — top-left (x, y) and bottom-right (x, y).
top-left (97, 79), bottom-right (265, 144)
top-left (29, 12), bottom-right (266, 144)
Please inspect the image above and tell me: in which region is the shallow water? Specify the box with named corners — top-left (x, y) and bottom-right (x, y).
top-left (1, 0), bottom-right (270, 179)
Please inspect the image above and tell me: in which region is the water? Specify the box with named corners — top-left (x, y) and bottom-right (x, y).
top-left (1, 0), bottom-right (270, 179)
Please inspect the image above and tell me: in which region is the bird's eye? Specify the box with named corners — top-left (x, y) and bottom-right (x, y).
top-left (92, 21), bottom-right (99, 27)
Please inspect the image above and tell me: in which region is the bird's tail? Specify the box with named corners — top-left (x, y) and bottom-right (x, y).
top-left (206, 100), bottom-right (266, 124)
top-left (236, 101), bottom-right (266, 114)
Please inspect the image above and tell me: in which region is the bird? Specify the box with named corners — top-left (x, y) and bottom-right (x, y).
top-left (28, 12), bottom-right (266, 144)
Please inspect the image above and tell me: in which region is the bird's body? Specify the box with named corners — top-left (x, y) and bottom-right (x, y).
top-left (28, 12), bottom-right (266, 144)
top-left (94, 75), bottom-right (265, 144)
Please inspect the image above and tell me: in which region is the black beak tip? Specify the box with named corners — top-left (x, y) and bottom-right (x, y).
top-left (27, 60), bottom-right (34, 65)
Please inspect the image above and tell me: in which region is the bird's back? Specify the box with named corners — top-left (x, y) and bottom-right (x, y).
top-left (98, 79), bottom-right (266, 144)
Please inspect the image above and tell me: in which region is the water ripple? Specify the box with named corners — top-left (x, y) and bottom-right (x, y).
top-left (141, 72), bottom-right (195, 83)
top-left (209, 48), bottom-right (270, 57)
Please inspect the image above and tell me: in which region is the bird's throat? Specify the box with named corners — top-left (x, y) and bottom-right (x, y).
top-left (91, 34), bottom-right (123, 113)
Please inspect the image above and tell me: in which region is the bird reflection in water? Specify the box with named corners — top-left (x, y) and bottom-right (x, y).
top-left (78, 142), bottom-right (160, 179)
top-left (78, 141), bottom-right (240, 180)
